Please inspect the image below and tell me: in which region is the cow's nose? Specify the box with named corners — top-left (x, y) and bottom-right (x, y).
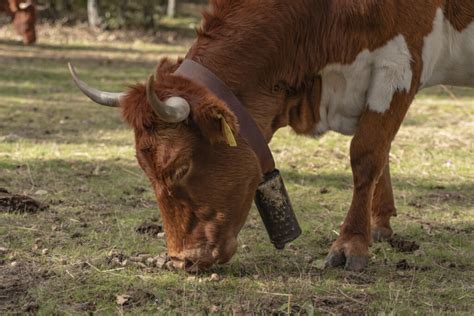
top-left (171, 257), bottom-right (213, 273)
top-left (171, 258), bottom-right (194, 270)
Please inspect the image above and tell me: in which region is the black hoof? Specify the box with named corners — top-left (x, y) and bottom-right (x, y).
top-left (344, 256), bottom-right (369, 272)
top-left (325, 251), bottom-right (346, 268)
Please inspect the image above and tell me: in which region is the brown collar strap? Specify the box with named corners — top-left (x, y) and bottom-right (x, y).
top-left (175, 59), bottom-right (276, 174)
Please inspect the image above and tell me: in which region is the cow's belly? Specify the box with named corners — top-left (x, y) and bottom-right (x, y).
top-left (314, 52), bottom-right (371, 136)
top-left (315, 35), bottom-right (413, 136)
top-left (420, 9), bottom-right (474, 89)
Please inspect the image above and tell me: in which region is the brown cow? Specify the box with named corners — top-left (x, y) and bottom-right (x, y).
top-left (0, 0), bottom-right (36, 45)
top-left (69, 0), bottom-right (474, 272)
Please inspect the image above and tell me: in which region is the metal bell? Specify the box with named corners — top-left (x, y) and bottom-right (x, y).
top-left (254, 169), bottom-right (302, 249)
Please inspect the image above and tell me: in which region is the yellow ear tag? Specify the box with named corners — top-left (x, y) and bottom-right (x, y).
top-left (217, 115), bottom-right (237, 147)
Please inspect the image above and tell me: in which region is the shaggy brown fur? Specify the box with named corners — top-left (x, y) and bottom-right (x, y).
top-left (0, 0), bottom-right (36, 44)
top-left (119, 0), bottom-right (473, 271)
top-left (122, 59), bottom-right (257, 269)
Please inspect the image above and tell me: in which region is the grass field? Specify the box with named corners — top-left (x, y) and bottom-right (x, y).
top-left (1, 24), bottom-right (473, 314)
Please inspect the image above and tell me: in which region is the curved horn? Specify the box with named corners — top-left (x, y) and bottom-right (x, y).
top-left (68, 63), bottom-right (124, 107)
top-left (18, 1), bottom-right (33, 10)
top-left (146, 75), bottom-right (190, 123)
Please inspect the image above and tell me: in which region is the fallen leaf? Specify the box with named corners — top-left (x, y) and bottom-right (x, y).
top-left (209, 305), bottom-right (221, 313)
top-left (209, 273), bottom-right (220, 282)
top-left (313, 259), bottom-right (325, 270)
top-left (116, 294), bottom-right (132, 306)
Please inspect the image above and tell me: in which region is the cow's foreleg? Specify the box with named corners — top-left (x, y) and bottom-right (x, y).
top-left (325, 91), bottom-right (415, 271)
top-left (371, 159), bottom-right (397, 241)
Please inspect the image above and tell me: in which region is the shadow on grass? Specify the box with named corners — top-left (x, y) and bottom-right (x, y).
top-left (283, 169), bottom-right (473, 203)
top-left (0, 102), bottom-right (131, 146)
top-left (0, 158), bottom-right (154, 215)
top-left (0, 55), bottom-right (150, 144)
top-left (157, 24), bottom-right (197, 38)
top-left (1, 156), bottom-right (472, 211)
top-left (1, 158), bottom-right (472, 280)
top-left (0, 55), bottom-right (159, 80)
top-left (1, 153), bottom-right (472, 195)
top-left (0, 38), bottom-right (186, 54)
top-left (0, 39), bottom-right (25, 47)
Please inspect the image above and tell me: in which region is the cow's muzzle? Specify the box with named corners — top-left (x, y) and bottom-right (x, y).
top-left (170, 238), bottom-right (238, 272)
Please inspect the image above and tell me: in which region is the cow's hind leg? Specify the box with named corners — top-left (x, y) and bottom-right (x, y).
top-left (325, 91), bottom-right (415, 271)
top-left (371, 159), bottom-right (397, 242)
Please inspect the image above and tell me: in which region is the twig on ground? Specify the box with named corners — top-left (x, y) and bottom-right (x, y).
top-left (336, 288), bottom-right (367, 306)
top-left (25, 163), bottom-right (35, 190)
top-left (65, 269), bottom-right (75, 279)
top-left (440, 85), bottom-right (458, 101)
top-left (258, 292), bottom-right (293, 314)
top-left (9, 225), bottom-right (42, 232)
top-left (118, 166), bottom-right (143, 179)
top-left (85, 261), bottom-right (125, 274)
top-left (408, 268), bottom-right (417, 296)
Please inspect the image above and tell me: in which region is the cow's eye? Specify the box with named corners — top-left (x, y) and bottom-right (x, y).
top-left (139, 147), bottom-right (153, 156)
top-left (140, 146), bottom-right (151, 152)
top-left (162, 163), bottom-right (190, 186)
top-left (136, 147), bottom-right (156, 172)
top-left (171, 165), bottom-right (190, 182)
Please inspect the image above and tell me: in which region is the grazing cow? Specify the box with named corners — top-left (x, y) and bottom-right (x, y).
top-left (0, 0), bottom-right (36, 45)
top-left (69, 0), bottom-right (473, 272)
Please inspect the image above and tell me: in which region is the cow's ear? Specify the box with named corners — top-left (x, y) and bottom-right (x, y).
top-left (193, 101), bottom-right (239, 147)
top-left (9, 1), bottom-right (18, 12)
top-left (155, 58), bottom-right (184, 78)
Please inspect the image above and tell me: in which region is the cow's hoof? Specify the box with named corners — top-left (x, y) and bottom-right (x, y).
top-left (325, 252), bottom-right (369, 271)
top-left (325, 234), bottom-right (370, 271)
top-left (344, 256), bottom-right (369, 271)
top-left (371, 226), bottom-right (393, 242)
top-left (325, 251), bottom-right (346, 268)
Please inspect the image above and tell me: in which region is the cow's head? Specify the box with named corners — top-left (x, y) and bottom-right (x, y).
top-left (69, 59), bottom-right (263, 271)
top-left (10, 0), bottom-right (36, 45)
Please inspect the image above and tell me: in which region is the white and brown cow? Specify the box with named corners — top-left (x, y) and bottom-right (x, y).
top-left (69, 0), bottom-right (473, 271)
top-left (0, 0), bottom-right (36, 44)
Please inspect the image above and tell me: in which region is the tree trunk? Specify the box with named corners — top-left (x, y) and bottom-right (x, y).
top-left (143, 0), bottom-right (155, 29)
top-left (87, 0), bottom-right (101, 29)
top-left (167, 0), bottom-right (176, 18)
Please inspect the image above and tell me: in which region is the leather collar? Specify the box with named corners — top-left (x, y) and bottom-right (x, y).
top-left (175, 59), bottom-right (275, 174)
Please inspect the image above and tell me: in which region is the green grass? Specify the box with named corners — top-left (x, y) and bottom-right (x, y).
top-left (1, 28), bottom-right (473, 314)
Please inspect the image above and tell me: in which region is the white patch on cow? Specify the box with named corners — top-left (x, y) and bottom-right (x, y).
top-left (367, 36), bottom-right (413, 113)
top-left (420, 8), bottom-right (474, 89)
top-left (315, 35), bottom-right (413, 136)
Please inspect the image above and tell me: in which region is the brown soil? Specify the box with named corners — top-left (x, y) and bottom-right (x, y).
top-left (0, 188), bottom-right (47, 214)
top-left (395, 259), bottom-right (431, 271)
top-left (395, 259), bottom-right (412, 270)
top-left (0, 262), bottom-right (53, 313)
top-left (408, 189), bottom-right (465, 208)
top-left (344, 272), bottom-right (376, 285)
top-left (388, 235), bottom-right (420, 253)
top-left (313, 292), bottom-right (372, 314)
top-left (135, 222), bottom-right (163, 237)
top-left (117, 289), bottom-right (156, 309)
